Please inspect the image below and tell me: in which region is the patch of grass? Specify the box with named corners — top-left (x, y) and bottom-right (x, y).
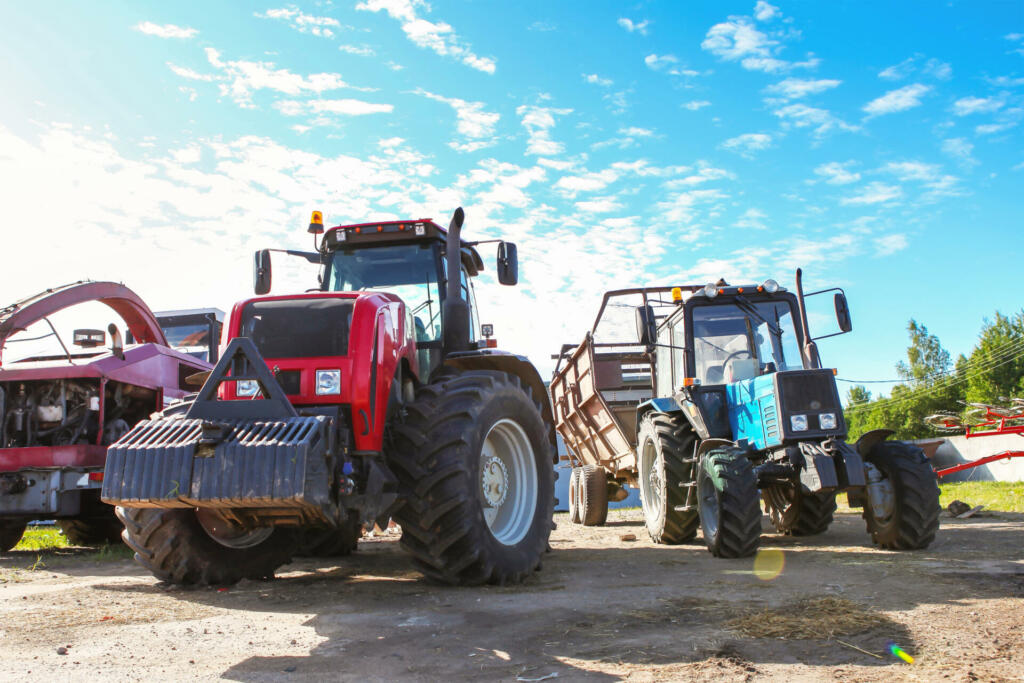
top-left (723, 596), bottom-right (886, 640)
top-left (14, 525), bottom-right (71, 551)
top-left (939, 480), bottom-right (1024, 513)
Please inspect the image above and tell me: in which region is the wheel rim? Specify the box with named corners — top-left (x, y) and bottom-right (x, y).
top-left (639, 438), bottom-right (662, 522)
top-left (196, 509), bottom-right (273, 549)
top-left (699, 468), bottom-right (720, 539)
top-left (479, 418), bottom-right (537, 546)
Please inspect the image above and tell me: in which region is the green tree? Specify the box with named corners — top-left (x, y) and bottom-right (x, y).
top-left (964, 311), bottom-right (1024, 404)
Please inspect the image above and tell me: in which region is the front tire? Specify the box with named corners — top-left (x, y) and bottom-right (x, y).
top-left (117, 507), bottom-right (299, 585)
top-left (863, 440), bottom-right (940, 550)
top-left (762, 486), bottom-right (837, 536)
top-left (697, 446), bottom-right (761, 558)
top-left (0, 519), bottom-right (27, 552)
top-left (388, 369), bottom-right (554, 585)
top-left (637, 413), bottom-right (700, 544)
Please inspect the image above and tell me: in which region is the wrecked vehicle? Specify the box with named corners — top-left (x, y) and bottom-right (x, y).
top-left (0, 281), bottom-right (212, 550)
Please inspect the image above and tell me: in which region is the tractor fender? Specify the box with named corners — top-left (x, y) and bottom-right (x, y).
top-left (854, 429), bottom-right (894, 457)
top-left (695, 438), bottom-right (736, 462)
top-left (443, 350), bottom-right (557, 453)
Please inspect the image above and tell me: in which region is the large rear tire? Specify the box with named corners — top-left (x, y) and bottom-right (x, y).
top-left (863, 440), bottom-right (940, 550)
top-left (762, 486), bottom-right (836, 536)
top-left (0, 519), bottom-right (27, 552)
top-left (58, 493), bottom-right (124, 546)
top-left (697, 446), bottom-right (761, 558)
top-left (637, 413), bottom-right (700, 544)
top-left (297, 517), bottom-right (363, 557)
top-left (388, 369), bottom-right (554, 585)
top-left (116, 507), bottom-right (300, 585)
top-left (578, 464), bottom-right (608, 526)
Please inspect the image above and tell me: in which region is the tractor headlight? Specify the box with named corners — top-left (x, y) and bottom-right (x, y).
top-left (703, 283), bottom-right (719, 298)
top-left (762, 278), bottom-right (780, 293)
top-left (316, 369), bottom-right (342, 395)
top-left (819, 413), bottom-right (838, 430)
top-left (790, 414), bottom-right (808, 431)
top-left (236, 380), bottom-right (259, 397)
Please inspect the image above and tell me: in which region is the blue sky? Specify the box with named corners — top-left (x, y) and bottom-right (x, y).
top-left (1, 1), bottom-right (1022, 392)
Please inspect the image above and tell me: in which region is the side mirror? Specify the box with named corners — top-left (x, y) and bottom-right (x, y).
top-left (635, 305), bottom-right (657, 347)
top-left (254, 249), bottom-right (272, 295)
top-left (107, 323), bottom-right (125, 360)
top-left (834, 292), bottom-right (852, 333)
top-left (73, 329), bottom-right (105, 348)
top-left (496, 242), bottom-right (518, 286)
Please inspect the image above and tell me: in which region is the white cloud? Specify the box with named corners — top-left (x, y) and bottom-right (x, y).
top-left (701, 12), bottom-right (816, 73)
top-left (339, 44), bottom-right (375, 56)
top-left (620, 127), bottom-right (655, 138)
top-left (582, 73), bottom-right (613, 87)
top-left (941, 137), bottom-right (979, 167)
top-left (576, 196), bottom-right (623, 213)
top-left (167, 63), bottom-right (217, 82)
top-left (735, 207), bottom-right (768, 230)
top-left (720, 132), bottom-right (772, 157)
top-left (554, 168), bottom-right (619, 195)
top-left (134, 22), bottom-right (197, 39)
top-left (880, 161), bottom-right (940, 181)
top-left (754, 1), bottom-right (780, 21)
top-left (976, 121), bottom-right (1018, 135)
top-left (814, 161), bottom-right (860, 185)
top-left (773, 103), bottom-right (856, 137)
top-left (617, 18), bottom-right (650, 35)
top-left (841, 182), bottom-right (903, 205)
top-left (681, 100), bottom-right (711, 111)
top-left (879, 56), bottom-right (951, 81)
top-left (657, 188), bottom-right (726, 225)
top-left (764, 77), bottom-right (841, 100)
top-left (201, 48), bottom-right (368, 107)
top-left (516, 104), bottom-right (572, 156)
top-left (862, 84), bottom-right (931, 117)
top-left (274, 98), bottom-right (394, 116)
top-left (952, 96), bottom-right (1004, 116)
top-left (355, 0), bottom-right (496, 73)
top-left (874, 233), bottom-right (908, 256)
top-left (414, 89), bottom-right (500, 152)
top-left (256, 7), bottom-right (341, 37)
top-left (644, 54), bottom-right (698, 78)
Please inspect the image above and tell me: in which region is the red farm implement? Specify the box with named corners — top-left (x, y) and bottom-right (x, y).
top-left (924, 401), bottom-right (1024, 478)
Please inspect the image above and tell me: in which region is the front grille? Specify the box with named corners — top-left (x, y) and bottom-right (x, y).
top-left (778, 371), bottom-right (838, 414)
top-left (240, 298), bottom-right (353, 359)
top-left (276, 370), bottom-right (301, 395)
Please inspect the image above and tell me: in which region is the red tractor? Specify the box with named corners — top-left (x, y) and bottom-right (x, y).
top-left (103, 208), bottom-right (555, 585)
top-left (0, 282), bottom-right (213, 551)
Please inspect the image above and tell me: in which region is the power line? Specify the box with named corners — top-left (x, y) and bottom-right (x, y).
top-left (845, 343), bottom-right (1024, 414)
top-left (837, 335), bottom-right (1024, 386)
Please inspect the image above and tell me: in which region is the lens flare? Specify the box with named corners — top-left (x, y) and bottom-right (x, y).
top-left (888, 642), bottom-right (914, 664)
top-left (753, 548), bottom-right (785, 581)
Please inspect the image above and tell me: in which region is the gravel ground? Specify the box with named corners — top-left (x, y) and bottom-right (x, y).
top-left (1, 508), bottom-right (1022, 682)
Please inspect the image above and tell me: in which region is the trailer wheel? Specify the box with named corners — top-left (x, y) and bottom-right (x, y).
top-left (297, 517), bottom-right (363, 557)
top-left (697, 446), bottom-right (761, 558)
top-left (578, 464), bottom-right (608, 526)
top-left (388, 369), bottom-right (554, 585)
top-left (57, 493), bottom-right (124, 546)
top-left (637, 413), bottom-right (700, 544)
top-left (568, 468), bottom-right (582, 524)
top-left (116, 507), bottom-right (299, 585)
top-left (863, 440), bottom-right (940, 550)
top-left (0, 519), bottom-right (27, 552)
top-left (762, 485), bottom-right (836, 536)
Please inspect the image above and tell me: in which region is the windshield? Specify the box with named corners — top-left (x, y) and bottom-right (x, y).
top-left (692, 300), bottom-right (803, 385)
top-left (327, 244), bottom-right (442, 342)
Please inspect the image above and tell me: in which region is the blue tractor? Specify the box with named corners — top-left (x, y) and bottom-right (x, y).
top-left (551, 271), bottom-right (940, 558)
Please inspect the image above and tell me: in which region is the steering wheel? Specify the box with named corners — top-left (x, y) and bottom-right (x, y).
top-left (722, 349), bottom-right (754, 366)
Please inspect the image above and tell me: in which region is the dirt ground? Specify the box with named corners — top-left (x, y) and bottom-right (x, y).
top-left (1, 509), bottom-right (1022, 682)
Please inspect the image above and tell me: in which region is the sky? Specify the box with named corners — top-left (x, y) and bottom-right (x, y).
top-left (0, 1), bottom-right (1022, 395)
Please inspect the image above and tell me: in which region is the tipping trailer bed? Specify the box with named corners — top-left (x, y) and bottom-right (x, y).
top-left (550, 287), bottom-right (698, 487)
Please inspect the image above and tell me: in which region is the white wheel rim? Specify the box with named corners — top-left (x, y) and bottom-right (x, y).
top-left (480, 418), bottom-right (538, 546)
top-left (639, 438), bottom-right (661, 524)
